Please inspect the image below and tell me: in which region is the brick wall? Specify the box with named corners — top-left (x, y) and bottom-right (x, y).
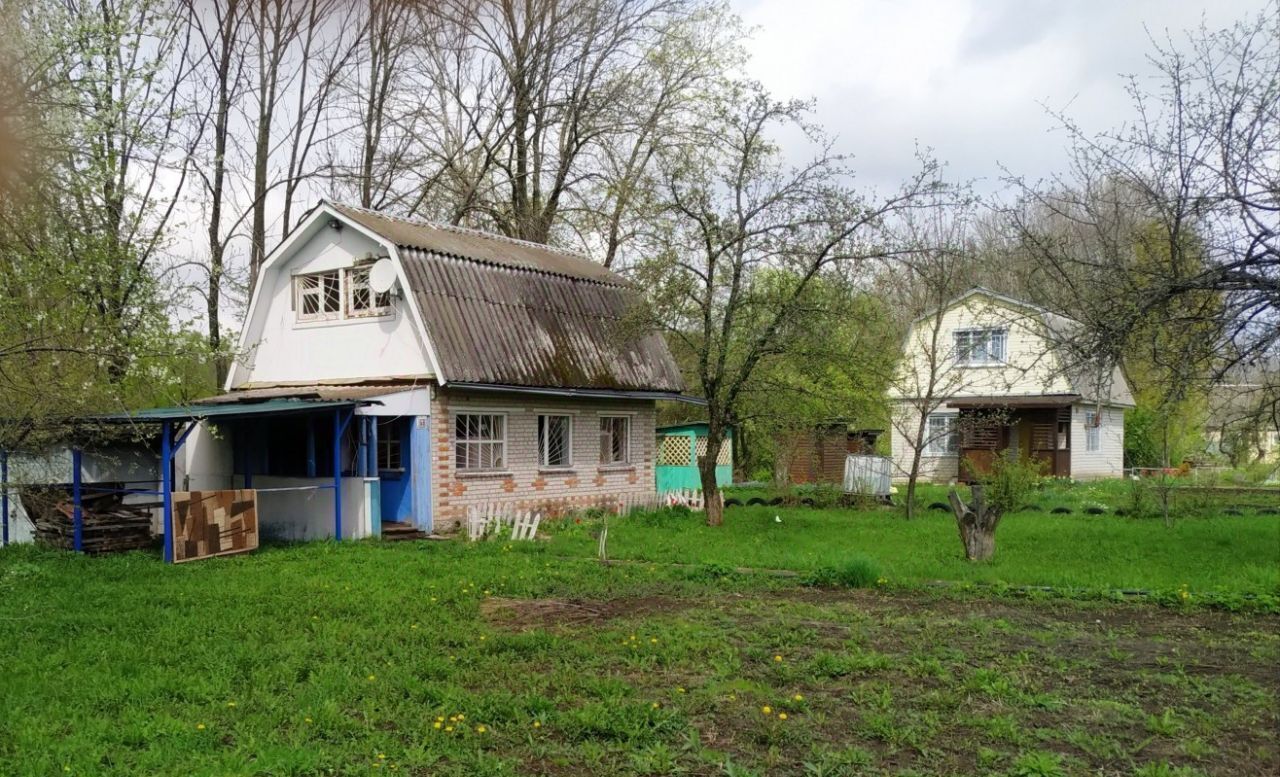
top-left (430, 386), bottom-right (657, 530)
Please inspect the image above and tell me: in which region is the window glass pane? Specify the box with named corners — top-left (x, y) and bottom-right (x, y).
top-left (456, 414), bottom-right (506, 470)
top-left (322, 273), bottom-right (340, 312)
top-left (600, 417), bottom-right (629, 463)
top-left (539, 415), bottom-right (571, 467)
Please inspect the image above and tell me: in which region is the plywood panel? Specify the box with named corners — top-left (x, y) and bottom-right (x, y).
top-left (171, 490), bottom-right (259, 563)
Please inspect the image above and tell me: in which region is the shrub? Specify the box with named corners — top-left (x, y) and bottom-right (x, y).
top-left (976, 454), bottom-right (1046, 514)
top-left (805, 556), bottom-right (882, 589)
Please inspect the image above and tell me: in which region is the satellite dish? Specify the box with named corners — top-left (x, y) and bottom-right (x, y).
top-left (368, 258), bottom-right (397, 294)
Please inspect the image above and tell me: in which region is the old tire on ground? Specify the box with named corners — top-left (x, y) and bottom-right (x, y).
top-left (746, 497), bottom-right (766, 506)
top-left (928, 502), bottom-right (949, 512)
top-left (724, 498), bottom-right (742, 507)
top-left (1050, 506), bottom-right (1073, 514)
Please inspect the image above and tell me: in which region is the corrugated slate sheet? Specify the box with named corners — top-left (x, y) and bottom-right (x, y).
top-left (330, 202), bottom-right (623, 284)
top-left (399, 247), bottom-right (683, 392)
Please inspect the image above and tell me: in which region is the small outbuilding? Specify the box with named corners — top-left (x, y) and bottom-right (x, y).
top-left (655, 423), bottom-right (733, 492)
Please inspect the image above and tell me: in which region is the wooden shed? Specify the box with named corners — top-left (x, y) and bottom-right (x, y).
top-left (655, 423), bottom-right (733, 492)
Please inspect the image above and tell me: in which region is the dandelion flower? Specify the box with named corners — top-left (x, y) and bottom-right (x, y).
top-left (226, 701), bottom-right (237, 707)
top-left (411, 624), bottom-right (419, 630)
top-left (533, 721), bottom-right (542, 728)
top-left (793, 694), bottom-right (804, 701)
top-left (651, 702), bottom-right (660, 709)
top-left (367, 674), bottom-right (376, 681)
top-left (778, 713), bottom-right (788, 720)
top-left (761, 706), bottom-right (772, 715)
top-left (773, 655), bottom-right (783, 662)
top-left (677, 687), bottom-right (686, 693)
top-left (305, 717), bottom-right (313, 724)
top-left (433, 722), bottom-right (442, 730)
top-left (377, 754), bottom-right (387, 760)
top-left (649, 637), bottom-right (658, 644)
top-left (196, 723), bottom-right (206, 730)
top-left (444, 726), bottom-right (454, 732)
top-left (476, 725), bottom-right (487, 733)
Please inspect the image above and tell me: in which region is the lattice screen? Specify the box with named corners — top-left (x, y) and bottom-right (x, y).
top-left (657, 435), bottom-right (692, 466)
top-left (692, 436), bottom-right (733, 465)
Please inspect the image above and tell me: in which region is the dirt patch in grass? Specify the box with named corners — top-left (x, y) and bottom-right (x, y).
top-left (493, 587), bottom-right (1279, 776)
top-left (481, 594), bottom-right (697, 631)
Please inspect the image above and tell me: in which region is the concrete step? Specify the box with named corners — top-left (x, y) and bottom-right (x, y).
top-left (381, 521), bottom-right (429, 541)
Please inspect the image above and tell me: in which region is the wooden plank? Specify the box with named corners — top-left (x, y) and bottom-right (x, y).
top-left (171, 489), bottom-right (259, 563)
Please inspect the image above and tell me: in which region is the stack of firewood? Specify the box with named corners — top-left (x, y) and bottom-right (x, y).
top-left (20, 487), bottom-right (155, 554)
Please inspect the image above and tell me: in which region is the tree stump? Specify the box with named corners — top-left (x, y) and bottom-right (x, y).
top-left (948, 484), bottom-right (1002, 562)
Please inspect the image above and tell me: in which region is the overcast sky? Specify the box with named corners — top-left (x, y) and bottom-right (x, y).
top-left (732, 0), bottom-right (1265, 195)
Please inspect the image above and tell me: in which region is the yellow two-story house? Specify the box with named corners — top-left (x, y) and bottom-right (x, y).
top-left (889, 288), bottom-right (1134, 482)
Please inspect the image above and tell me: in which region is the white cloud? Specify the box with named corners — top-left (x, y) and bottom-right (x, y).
top-left (733, 0), bottom-right (1266, 192)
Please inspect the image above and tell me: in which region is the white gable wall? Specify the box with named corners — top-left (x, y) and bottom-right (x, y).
top-left (1069, 403), bottom-right (1125, 479)
top-left (229, 225), bottom-right (432, 389)
top-left (890, 297), bottom-right (1074, 401)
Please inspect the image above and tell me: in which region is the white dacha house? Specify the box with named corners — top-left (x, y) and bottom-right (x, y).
top-left (889, 288), bottom-right (1134, 483)
top-left (2, 202), bottom-right (687, 554)
top-left (183, 201), bottom-right (687, 539)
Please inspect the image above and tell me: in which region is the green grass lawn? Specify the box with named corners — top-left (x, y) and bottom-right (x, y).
top-left (1, 539), bottom-right (1277, 776)
top-left (546, 506), bottom-right (1280, 601)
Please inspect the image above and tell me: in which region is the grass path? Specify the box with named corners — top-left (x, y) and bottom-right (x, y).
top-left (547, 507), bottom-right (1280, 598)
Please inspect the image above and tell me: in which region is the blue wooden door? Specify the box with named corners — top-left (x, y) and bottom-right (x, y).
top-left (378, 418), bottom-right (412, 523)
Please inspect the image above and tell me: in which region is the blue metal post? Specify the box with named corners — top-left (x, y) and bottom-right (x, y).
top-left (333, 409), bottom-right (343, 540)
top-left (71, 448), bottom-right (83, 553)
top-left (161, 421), bottom-right (174, 563)
top-left (2, 449), bottom-right (9, 547)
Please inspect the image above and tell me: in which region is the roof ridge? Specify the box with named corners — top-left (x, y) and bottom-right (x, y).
top-left (323, 200), bottom-right (599, 264)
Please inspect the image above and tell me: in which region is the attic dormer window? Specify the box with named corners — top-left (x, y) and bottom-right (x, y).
top-left (297, 271), bottom-right (341, 321)
top-left (294, 267), bottom-right (390, 323)
top-left (954, 327), bottom-right (1007, 366)
top-left (345, 267), bottom-right (391, 317)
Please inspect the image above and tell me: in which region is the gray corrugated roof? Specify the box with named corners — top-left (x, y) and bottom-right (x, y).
top-left (329, 202), bottom-right (623, 284)
top-left (324, 202), bottom-right (683, 393)
top-left (400, 247), bottom-right (684, 391)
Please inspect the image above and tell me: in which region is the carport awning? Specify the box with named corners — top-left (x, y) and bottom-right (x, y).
top-left (946, 395), bottom-right (1080, 409)
top-left (95, 398), bottom-right (369, 424)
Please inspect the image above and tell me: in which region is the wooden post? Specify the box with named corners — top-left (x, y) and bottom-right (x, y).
top-left (1, 449), bottom-right (8, 547)
top-left (161, 424), bottom-right (173, 563)
top-left (71, 448), bottom-right (83, 553)
top-left (333, 409), bottom-right (343, 540)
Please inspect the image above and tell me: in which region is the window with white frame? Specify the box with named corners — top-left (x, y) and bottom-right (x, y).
top-left (455, 413), bottom-right (506, 470)
top-left (1084, 410), bottom-right (1101, 452)
top-left (537, 414), bottom-right (572, 468)
top-left (953, 328), bottom-right (1007, 366)
top-left (599, 416), bottom-right (630, 465)
top-left (345, 267), bottom-right (391, 317)
top-left (925, 414), bottom-right (960, 455)
top-left (296, 271), bottom-right (341, 321)
top-left (295, 267), bottom-right (392, 323)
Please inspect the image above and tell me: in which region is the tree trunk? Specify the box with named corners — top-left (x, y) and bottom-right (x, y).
top-left (700, 431), bottom-right (724, 527)
top-left (948, 484), bottom-right (1001, 562)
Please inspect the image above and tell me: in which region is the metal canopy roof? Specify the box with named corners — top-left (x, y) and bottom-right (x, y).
top-left (96, 398), bottom-right (365, 424)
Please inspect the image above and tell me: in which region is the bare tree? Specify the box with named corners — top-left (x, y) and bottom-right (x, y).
top-left (1008, 3), bottom-right (1279, 407)
top-left (637, 82), bottom-right (945, 525)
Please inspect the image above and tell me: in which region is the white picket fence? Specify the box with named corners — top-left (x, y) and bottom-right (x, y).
top-left (465, 503), bottom-right (542, 542)
top-left (464, 489), bottom-right (723, 540)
